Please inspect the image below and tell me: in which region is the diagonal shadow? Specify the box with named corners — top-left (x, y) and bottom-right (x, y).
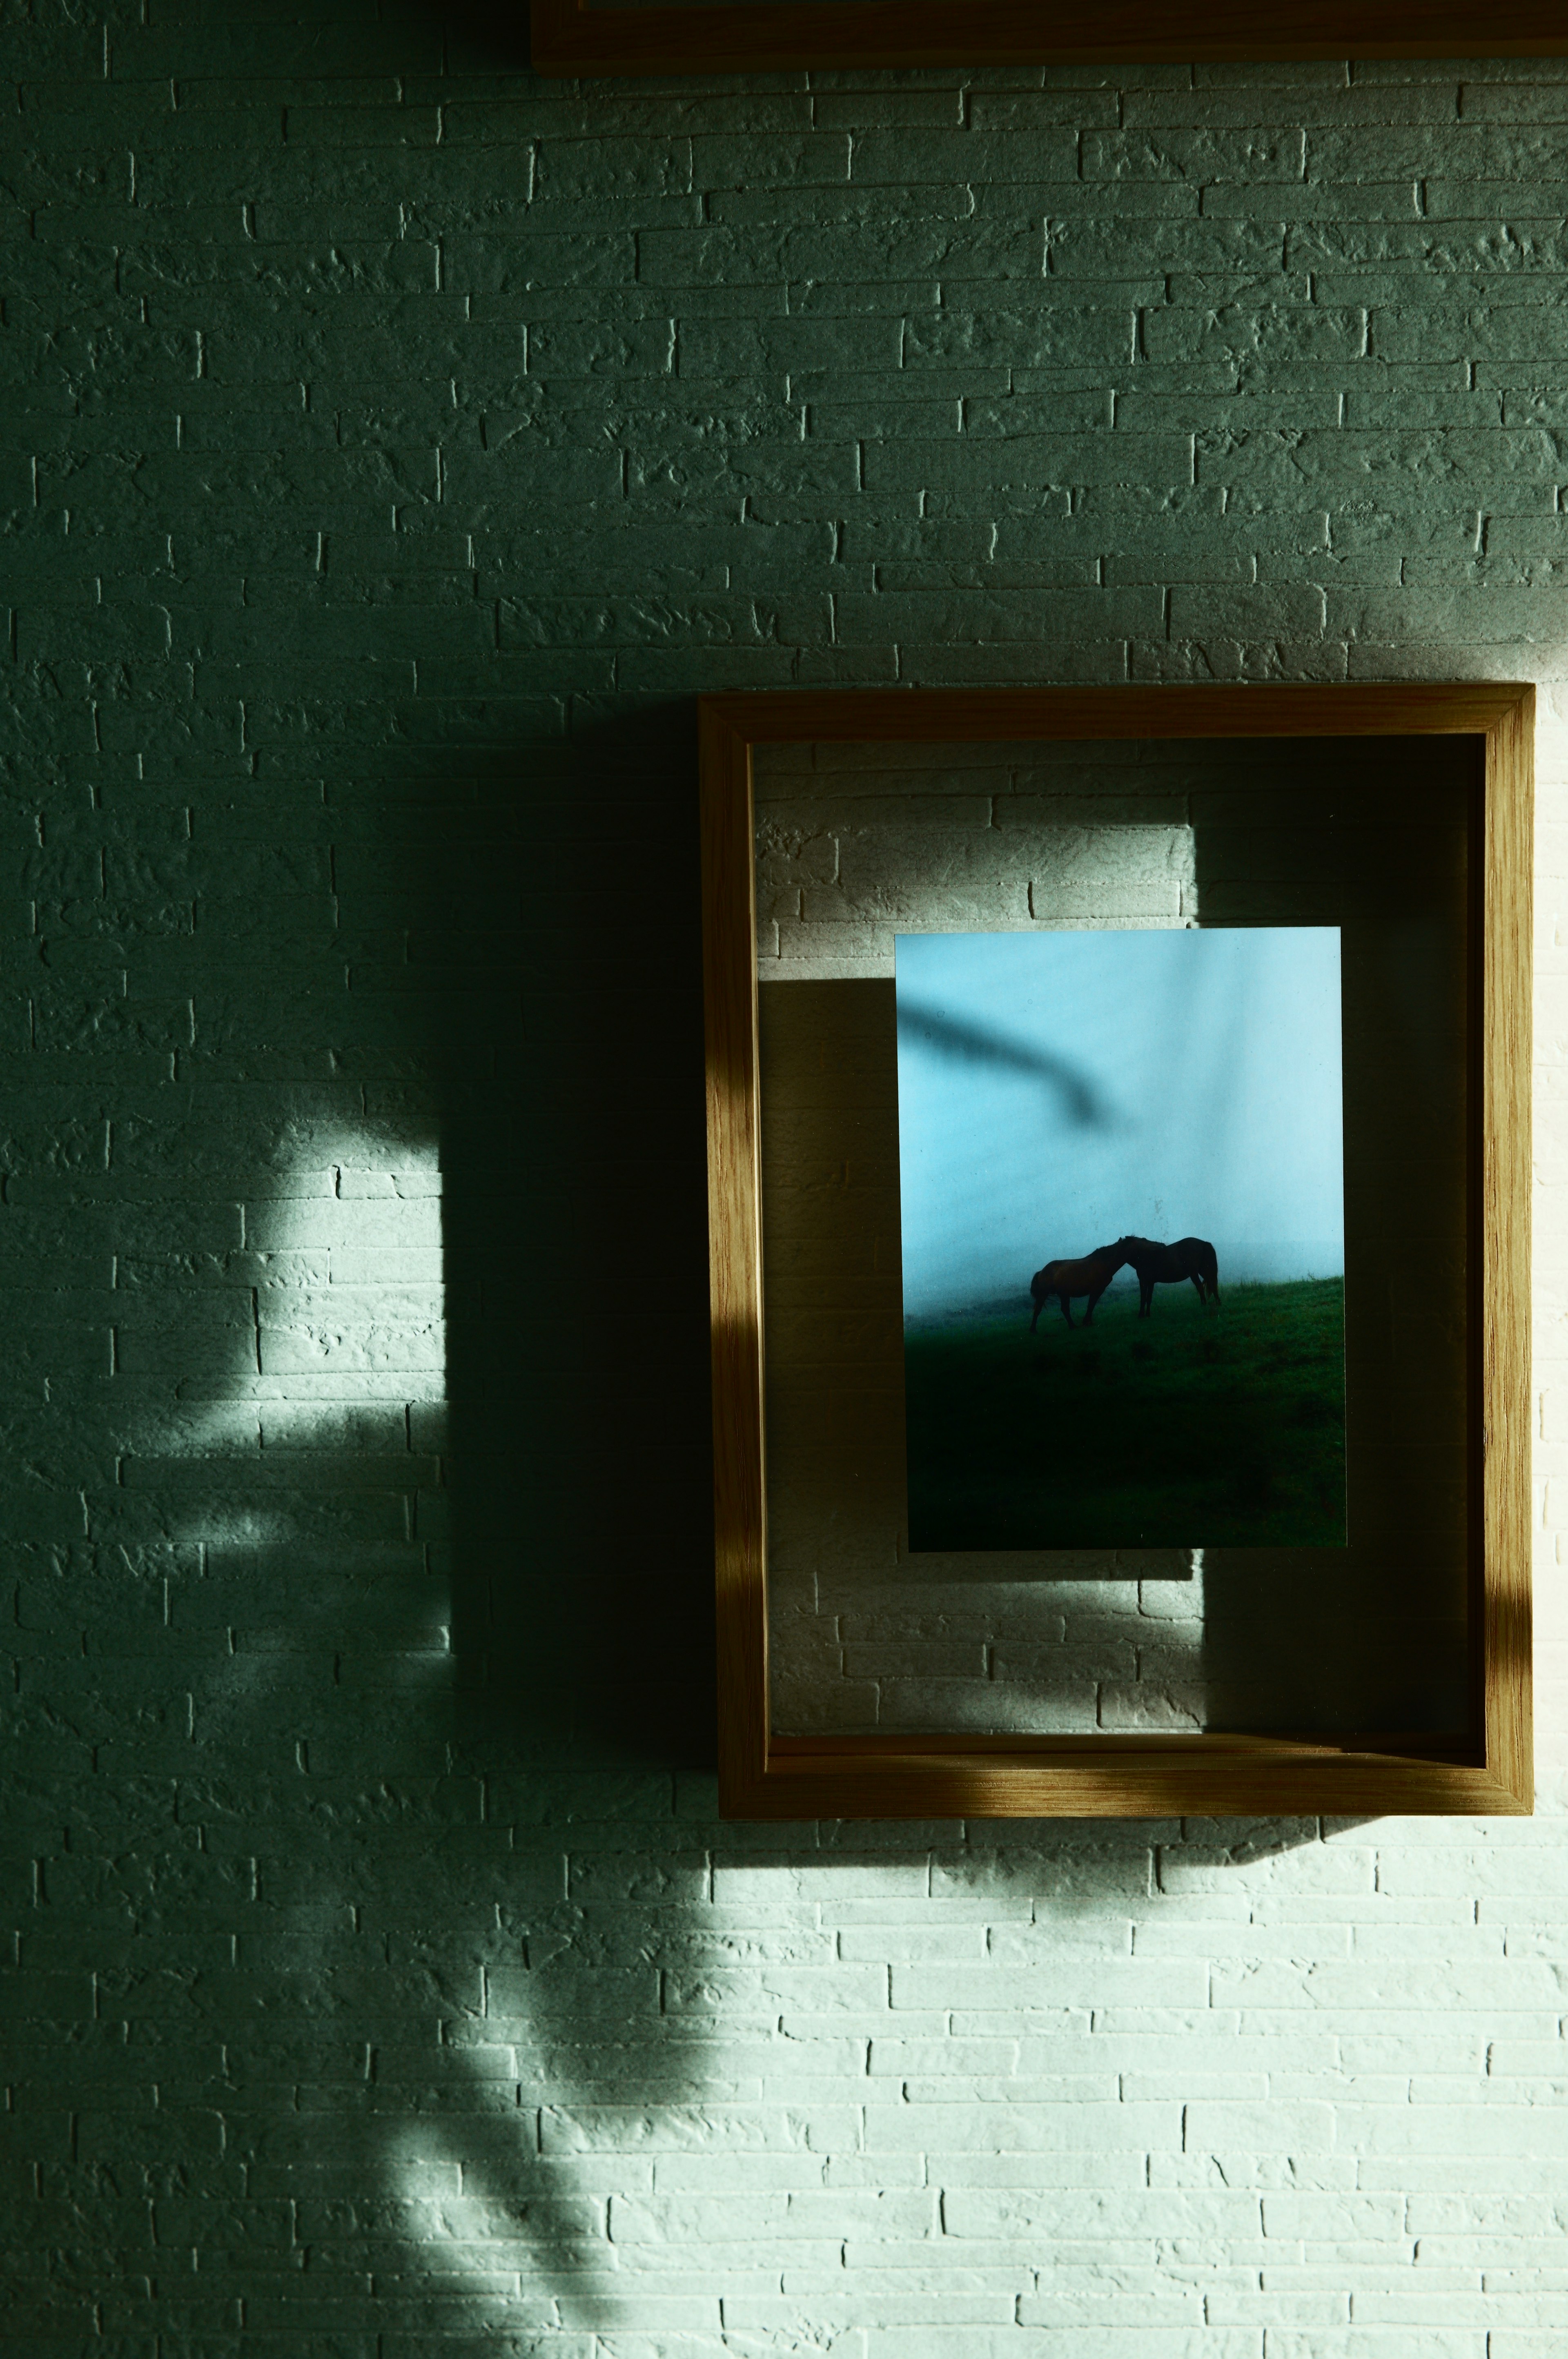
top-left (3, 704), bottom-right (1358, 2354)
top-left (412, 702), bottom-right (1340, 2335)
top-left (895, 1000), bottom-right (1117, 1129)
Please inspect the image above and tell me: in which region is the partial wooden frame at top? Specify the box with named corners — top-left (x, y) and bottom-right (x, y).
top-left (701, 684), bottom-right (1534, 1819)
top-left (534, 0), bottom-right (1568, 78)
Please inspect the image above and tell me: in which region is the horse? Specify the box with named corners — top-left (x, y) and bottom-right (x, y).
top-left (1029, 1240), bottom-right (1132, 1332)
top-left (1119, 1234), bottom-right (1221, 1316)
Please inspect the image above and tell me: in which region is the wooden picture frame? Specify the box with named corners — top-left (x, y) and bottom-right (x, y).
top-left (532, 0), bottom-right (1568, 80)
top-left (701, 683), bottom-right (1534, 1818)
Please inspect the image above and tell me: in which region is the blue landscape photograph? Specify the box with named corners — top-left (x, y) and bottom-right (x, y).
top-left (895, 927), bottom-right (1348, 1550)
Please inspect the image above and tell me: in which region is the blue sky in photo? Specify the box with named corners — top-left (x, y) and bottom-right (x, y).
top-left (895, 927), bottom-right (1344, 1318)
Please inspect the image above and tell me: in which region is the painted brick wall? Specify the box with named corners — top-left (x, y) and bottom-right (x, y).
top-left (6, 9), bottom-right (1568, 2353)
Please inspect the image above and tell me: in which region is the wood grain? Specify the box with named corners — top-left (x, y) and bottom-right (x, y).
top-left (1482, 689), bottom-right (1534, 1814)
top-left (534, 0), bottom-right (1568, 76)
top-left (700, 683), bottom-right (1536, 1819)
top-left (705, 684), bottom-right (1530, 744)
top-left (716, 1752), bottom-right (1531, 1820)
top-left (700, 703), bottom-right (771, 1811)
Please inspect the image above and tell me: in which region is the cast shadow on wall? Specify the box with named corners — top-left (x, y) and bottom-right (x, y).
top-left (357, 701), bottom-right (1241, 2335)
top-left (113, 717), bottom-right (1375, 2340)
top-left (428, 712), bottom-right (1439, 1800)
top-left (385, 0), bottom-right (1417, 1798)
top-left (430, 700), bottom-right (717, 1773)
top-left (412, 714), bottom-right (1360, 2338)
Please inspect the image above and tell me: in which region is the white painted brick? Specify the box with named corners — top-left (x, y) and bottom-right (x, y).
top-left (1205, 2293), bottom-right (1354, 2323)
top-left (712, 1863), bottom-right (927, 1904)
top-left (1264, 2338), bottom-right (1485, 2358)
top-left (1262, 2192), bottom-right (1408, 2239)
top-left (902, 2073), bottom-right (1114, 2103)
top-left (864, 2099), bottom-right (1183, 2153)
top-left (859, 2336), bottom-right (1261, 2359)
top-left (1016, 2297), bottom-right (1212, 2326)
top-left (932, 2152), bottom-right (1149, 2189)
top-left (1337, 2102), bottom-right (1568, 2154)
top-left (1184, 2098), bottom-right (1338, 2151)
top-left (644, 2154), bottom-right (823, 2190)
top-left (1131, 1920), bottom-right (1352, 1957)
top-left (822, 2154), bottom-right (926, 2187)
top-left (867, 2038), bottom-right (1018, 2075)
top-left (837, 1926), bottom-right (986, 1962)
top-left (983, 1921), bottom-right (1137, 1960)
top-left (730, 2292), bottom-right (1013, 2326)
top-left (1149, 2154), bottom-right (1356, 2193)
top-left (1121, 2069), bottom-right (1269, 2101)
top-left (1482, 2040), bottom-right (1568, 2076)
top-left (541, 2105), bottom-right (863, 2154)
top-left (609, 2232), bottom-right (853, 2272)
top-left (1070, 2007), bottom-right (1238, 2038)
top-left (822, 1896), bottom-right (1034, 1924)
top-left (891, 1961), bottom-right (1209, 2011)
top-left (664, 1964), bottom-right (889, 2016)
top-left (1211, 1961), bottom-right (1568, 2009)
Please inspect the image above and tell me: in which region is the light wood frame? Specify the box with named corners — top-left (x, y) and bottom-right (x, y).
top-left (533, 1), bottom-right (1568, 80)
top-left (701, 684), bottom-right (1534, 1818)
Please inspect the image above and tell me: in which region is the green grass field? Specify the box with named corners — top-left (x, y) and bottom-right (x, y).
top-left (904, 1277), bottom-right (1346, 1551)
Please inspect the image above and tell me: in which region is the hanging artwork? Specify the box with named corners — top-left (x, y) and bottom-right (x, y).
top-left (895, 926), bottom-right (1346, 1550)
top-left (699, 682), bottom-right (1533, 1820)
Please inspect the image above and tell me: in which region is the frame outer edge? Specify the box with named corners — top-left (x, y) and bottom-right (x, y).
top-left (700, 702), bottom-right (771, 1812)
top-left (699, 682), bottom-right (1533, 1819)
top-left (697, 683), bottom-right (1529, 745)
top-left (1484, 688), bottom-right (1535, 1811)
top-left (739, 1756), bottom-right (1530, 1820)
top-left (532, 0), bottom-right (1568, 75)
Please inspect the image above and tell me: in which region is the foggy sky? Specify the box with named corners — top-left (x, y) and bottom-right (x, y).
top-left (895, 927), bottom-right (1344, 1317)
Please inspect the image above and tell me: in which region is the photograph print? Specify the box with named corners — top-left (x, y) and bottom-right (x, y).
top-left (895, 927), bottom-right (1347, 1552)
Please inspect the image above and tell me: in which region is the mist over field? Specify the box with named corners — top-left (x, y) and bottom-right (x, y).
top-left (895, 928), bottom-right (1345, 1320)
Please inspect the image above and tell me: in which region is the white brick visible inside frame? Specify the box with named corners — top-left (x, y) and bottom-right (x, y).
top-left (755, 734), bottom-right (1468, 1744)
top-left (754, 739), bottom-right (1200, 979)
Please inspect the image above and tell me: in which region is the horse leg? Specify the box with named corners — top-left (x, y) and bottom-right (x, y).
top-left (1190, 1276), bottom-right (1205, 1306)
top-left (1084, 1285), bottom-right (1106, 1325)
top-left (1058, 1294), bottom-right (1074, 1329)
top-left (1029, 1300), bottom-right (1041, 1333)
top-left (1140, 1278), bottom-right (1152, 1318)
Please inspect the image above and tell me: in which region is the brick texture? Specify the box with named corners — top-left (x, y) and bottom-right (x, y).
top-left (5, 10), bottom-right (1568, 2353)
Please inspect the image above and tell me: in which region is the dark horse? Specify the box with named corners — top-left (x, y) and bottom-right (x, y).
top-left (1029, 1240), bottom-right (1132, 1332)
top-left (1120, 1234), bottom-right (1221, 1316)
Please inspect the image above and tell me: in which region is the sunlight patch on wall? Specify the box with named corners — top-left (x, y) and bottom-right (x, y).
top-left (116, 1127), bottom-right (451, 1721)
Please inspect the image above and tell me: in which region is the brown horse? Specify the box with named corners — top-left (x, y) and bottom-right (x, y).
top-left (1120, 1234), bottom-right (1221, 1316)
top-left (1029, 1240), bottom-right (1132, 1332)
